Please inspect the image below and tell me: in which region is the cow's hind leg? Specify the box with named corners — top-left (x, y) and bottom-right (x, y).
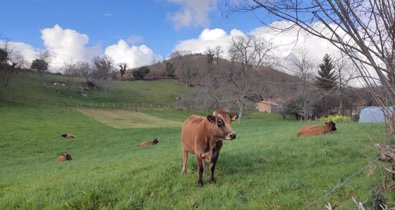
top-left (209, 141), bottom-right (223, 184)
top-left (181, 150), bottom-right (188, 175)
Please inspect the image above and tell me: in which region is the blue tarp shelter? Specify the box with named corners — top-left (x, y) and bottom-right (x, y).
top-left (359, 106), bottom-right (392, 123)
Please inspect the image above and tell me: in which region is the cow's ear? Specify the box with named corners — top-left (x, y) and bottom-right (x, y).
top-left (229, 113), bottom-right (238, 121)
top-left (207, 115), bottom-right (216, 123)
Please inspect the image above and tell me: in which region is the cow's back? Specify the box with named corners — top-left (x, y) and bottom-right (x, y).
top-left (181, 115), bottom-right (204, 153)
top-left (297, 125), bottom-right (329, 137)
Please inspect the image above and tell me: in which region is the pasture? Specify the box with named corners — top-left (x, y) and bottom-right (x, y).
top-left (0, 102), bottom-right (390, 209)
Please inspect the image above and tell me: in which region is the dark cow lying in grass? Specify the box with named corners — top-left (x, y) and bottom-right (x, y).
top-left (138, 138), bottom-right (159, 148)
top-left (61, 134), bottom-right (77, 139)
top-left (181, 109), bottom-right (238, 186)
top-left (57, 152), bottom-right (72, 162)
top-left (297, 121), bottom-right (337, 137)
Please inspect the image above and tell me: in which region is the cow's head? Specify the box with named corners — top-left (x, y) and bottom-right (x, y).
top-left (64, 153), bottom-right (72, 160)
top-left (325, 121), bottom-right (337, 131)
top-left (152, 138), bottom-right (159, 144)
top-left (207, 109), bottom-right (238, 140)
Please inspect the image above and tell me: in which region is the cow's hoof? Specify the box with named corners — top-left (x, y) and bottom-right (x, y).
top-left (197, 180), bottom-right (204, 187)
top-left (209, 179), bottom-right (216, 184)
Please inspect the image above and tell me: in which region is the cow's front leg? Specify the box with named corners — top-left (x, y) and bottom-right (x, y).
top-left (196, 154), bottom-right (204, 187)
top-left (209, 140), bottom-right (223, 184)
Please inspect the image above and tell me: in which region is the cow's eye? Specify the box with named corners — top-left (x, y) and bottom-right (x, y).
top-left (217, 119), bottom-right (224, 127)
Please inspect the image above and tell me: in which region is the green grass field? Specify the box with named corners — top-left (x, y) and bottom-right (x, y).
top-left (0, 102), bottom-right (391, 210)
top-left (0, 72), bottom-right (393, 209)
top-left (78, 108), bottom-right (181, 129)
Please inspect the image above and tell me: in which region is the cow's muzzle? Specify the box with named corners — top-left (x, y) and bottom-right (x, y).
top-left (227, 133), bottom-right (236, 140)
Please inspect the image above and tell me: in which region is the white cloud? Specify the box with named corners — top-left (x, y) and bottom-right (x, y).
top-left (251, 21), bottom-right (340, 64)
top-left (41, 24), bottom-right (101, 69)
top-left (173, 28), bottom-right (244, 57)
top-left (2, 25), bottom-right (162, 72)
top-left (168, 0), bottom-right (219, 29)
top-left (0, 40), bottom-right (41, 68)
top-left (174, 22), bottom-right (342, 66)
top-left (104, 40), bottom-right (162, 69)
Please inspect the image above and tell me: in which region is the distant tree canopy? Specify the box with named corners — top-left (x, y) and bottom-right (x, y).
top-left (316, 54), bottom-right (337, 90)
top-left (132, 66), bottom-right (150, 80)
top-left (0, 49), bottom-right (7, 65)
top-left (0, 45), bottom-right (19, 90)
top-left (165, 62), bottom-right (175, 77)
top-left (31, 59), bottom-right (48, 72)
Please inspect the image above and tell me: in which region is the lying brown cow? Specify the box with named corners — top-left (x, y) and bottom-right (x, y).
top-left (297, 121), bottom-right (337, 137)
top-left (138, 138), bottom-right (159, 148)
top-left (61, 134), bottom-right (77, 139)
top-left (57, 152), bottom-right (72, 162)
top-left (181, 109), bottom-right (238, 186)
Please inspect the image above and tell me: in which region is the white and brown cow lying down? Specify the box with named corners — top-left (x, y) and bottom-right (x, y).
top-left (61, 133), bottom-right (77, 139)
top-left (297, 121), bottom-right (337, 137)
top-left (181, 108), bottom-right (238, 187)
top-left (138, 138), bottom-right (159, 148)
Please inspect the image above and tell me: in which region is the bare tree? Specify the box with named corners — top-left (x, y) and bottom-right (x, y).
top-left (182, 36), bottom-right (273, 122)
top-left (229, 35), bottom-right (272, 70)
top-left (170, 51), bottom-right (202, 86)
top-left (75, 62), bottom-right (93, 83)
top-left (93, 56), bottom-right (115, 97)
top-left (333, 52), bottom-right (358, 115)
top-left (205, 46), bottom-right (224, 65)
top-left (205, 48), bottom-right (215, 64)
top-left (228, 0), bottom-right (395, 135)
top-left (214, 46), bottom-right (224, 64)
top-left (227, 35), bottom-right (273, 121)
top-left (290, 49), bottom-right (317, 120)
top-left (0, 41), bottom-right (19, 94)
top-left (63, 62), bottom-right (82, 98)
top-left (119, 63), bottom-right (127, 80)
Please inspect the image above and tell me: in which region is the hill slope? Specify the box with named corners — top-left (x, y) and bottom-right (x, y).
top-left (138, 54), bottom-right (304, 98)
top-left (2, 71), bottom-right (188, 107)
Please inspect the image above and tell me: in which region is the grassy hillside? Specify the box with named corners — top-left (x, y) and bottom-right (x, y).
top-left (0, 102), bottom-right (391, 209)
top-left (2, 71), bottom-right (187, 107)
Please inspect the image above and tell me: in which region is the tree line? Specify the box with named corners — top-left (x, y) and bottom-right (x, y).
top-left (1, 33), bottom-right (369, 123)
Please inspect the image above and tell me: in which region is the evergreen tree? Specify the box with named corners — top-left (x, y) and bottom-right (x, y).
top-left (132, 66), bottom-right (150, 80)
top-left (316, 54), bottom-right (337, 90)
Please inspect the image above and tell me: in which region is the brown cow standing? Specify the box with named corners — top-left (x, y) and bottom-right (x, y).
top-left (297, 121), bottom-right (337, 137)
top-left (181, 109), bottom-right (238, 186)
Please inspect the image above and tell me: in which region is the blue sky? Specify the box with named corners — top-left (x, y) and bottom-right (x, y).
top-left (1, 0), bottom-right (263, 54)
top-left (0, 0), bottom-right (339, 71)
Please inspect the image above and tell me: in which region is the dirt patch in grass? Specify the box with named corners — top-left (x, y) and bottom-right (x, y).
top-left (78, 108), bottom-right (182, 129)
